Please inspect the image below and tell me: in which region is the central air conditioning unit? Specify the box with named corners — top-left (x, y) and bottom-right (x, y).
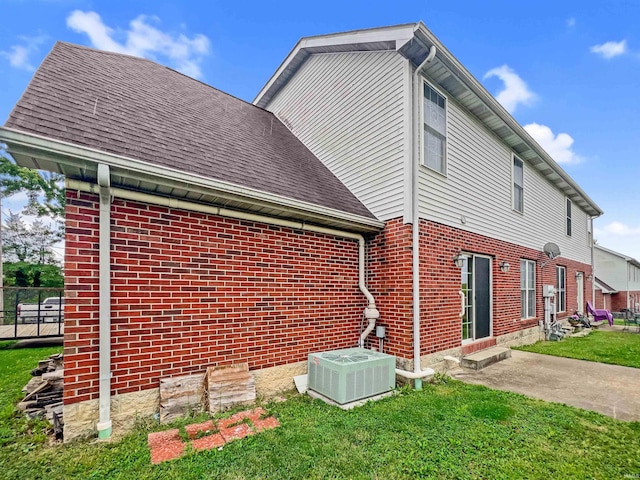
top-left (307, 348), bottom-right (396, 405)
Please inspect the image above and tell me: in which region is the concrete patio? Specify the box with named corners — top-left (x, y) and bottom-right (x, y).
top-left (451, 349), bottom-right (640, 421)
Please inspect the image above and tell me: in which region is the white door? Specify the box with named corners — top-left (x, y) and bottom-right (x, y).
top-left (576, 273), bottom-right (584, 313)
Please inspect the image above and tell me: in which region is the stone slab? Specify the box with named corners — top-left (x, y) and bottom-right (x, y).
top-left (461, 346), bottom-right (511, 370)
top-left (207, 364), bottom-right (256, 414)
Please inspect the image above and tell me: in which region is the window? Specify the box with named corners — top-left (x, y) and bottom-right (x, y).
top-left (520, 259), bottom-right (536, 318)
top-left (423, 83), bottom-right (446, 174)
top-left (566, 198), bottom-right (572, 236)
top-left (513, 156), bottom-right (524, 213)
top-left (556, 266), bottom-right (566, 313)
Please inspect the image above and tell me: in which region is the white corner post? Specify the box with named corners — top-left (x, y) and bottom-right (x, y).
top-left (97, 164), bottom-right (112, 439)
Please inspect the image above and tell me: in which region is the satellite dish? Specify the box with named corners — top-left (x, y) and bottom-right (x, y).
top-left (543, 242), bottom-right (561, 260)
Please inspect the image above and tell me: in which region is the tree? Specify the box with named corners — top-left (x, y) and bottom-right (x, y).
top-left (0, 149), bottom-right (65, 219)
top-left (2, 212), bottom-right (63, 265)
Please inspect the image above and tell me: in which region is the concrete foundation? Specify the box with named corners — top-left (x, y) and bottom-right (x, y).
top-left (63, 360), bottom-right (307, 442)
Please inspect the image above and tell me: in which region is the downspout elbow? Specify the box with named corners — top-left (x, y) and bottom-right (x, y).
top-left (356, 236), bottom-right (379, 347)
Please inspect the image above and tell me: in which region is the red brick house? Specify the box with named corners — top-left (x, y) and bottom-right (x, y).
top-left (0, 22), bottom-right (602, 441)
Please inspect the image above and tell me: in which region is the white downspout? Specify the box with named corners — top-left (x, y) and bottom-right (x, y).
top-left (408, 45), bottom-right (437, 389)
top-left (66, 180), bottom-right (379, 354)
top-left (96, 164), bottom-right (112, 439)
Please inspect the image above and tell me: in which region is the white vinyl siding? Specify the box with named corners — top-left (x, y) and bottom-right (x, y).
top-left (594, 246), bottom-right (640, 292)
top-left (521, 260), bottom-right (536, 319)
top-left (556, 266), bottom-right (566, 313)
top-left (417, 83), bottom-right (592, 264)
top-left (265, 51), bottom-right (406, 221)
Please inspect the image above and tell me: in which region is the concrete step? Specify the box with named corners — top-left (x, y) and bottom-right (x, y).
top-left (461, 346), bottom-right (511, 370)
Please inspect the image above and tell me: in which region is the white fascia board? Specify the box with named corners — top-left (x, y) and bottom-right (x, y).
top-left (253, 23), bottom-right (417, 107)
top-left (299, 24), bottom-right (416, 49)
top-left (0, 127), bottom-right (384, 232)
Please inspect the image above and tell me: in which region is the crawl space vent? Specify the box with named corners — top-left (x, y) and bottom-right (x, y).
top-left (307, 348), bottom-right (395, 404)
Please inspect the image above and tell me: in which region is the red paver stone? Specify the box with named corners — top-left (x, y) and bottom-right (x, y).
top-left (191, 433), bottom-right (226, 451)
top-left (253, 417), bottom-right (280, 432)
top-left (150, 439), bottom-right (185, 464)
top-left (185, 420), bottom-right (216, 439)
top-left (148, 428), bottom-right (180, 448)
top-left (219, 422), bottom-right (252, 442)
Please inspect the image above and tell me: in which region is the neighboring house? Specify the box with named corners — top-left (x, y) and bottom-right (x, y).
top-left (593, 277), bottom-right (617, 311)
top-left (0, 22), bottom-right (602, 441)
top-left (594, 245), bottom-right (640, 312)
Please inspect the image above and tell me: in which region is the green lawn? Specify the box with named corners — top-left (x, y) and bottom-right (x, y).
top-left (516, 330), bottom-right (640, 369)
top-left (1, 346), bottom-right (639, 479)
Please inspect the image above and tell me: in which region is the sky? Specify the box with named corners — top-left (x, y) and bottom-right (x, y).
top-left (1, 0), bottom-right (640, 260)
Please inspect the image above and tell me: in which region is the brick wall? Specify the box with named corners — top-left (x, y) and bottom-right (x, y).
top-left (64, 194), bottom-right (594, 406)
top-left (63, 191), bottom-right (364, 404)
top-left (610, 291), bottom-right (640, 312)
top-left (367, 218), bottom-right (413, 357)
top-left (416, 219), bottom-right (592, 356)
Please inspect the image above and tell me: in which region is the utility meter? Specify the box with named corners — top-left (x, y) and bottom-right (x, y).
top-left (543, 285), bottom-right (556, 297)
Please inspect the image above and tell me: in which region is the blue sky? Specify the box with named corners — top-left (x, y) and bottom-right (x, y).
top-left (1, 0), bottom-right (640, 259)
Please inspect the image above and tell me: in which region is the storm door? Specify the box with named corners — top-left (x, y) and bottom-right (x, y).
top-left (461, 255), bottom-right (492, 342)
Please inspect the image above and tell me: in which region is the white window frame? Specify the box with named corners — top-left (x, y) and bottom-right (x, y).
top-left (566, 198), bottom-right (572, 237)
top-left (421, 80), bottom-right (448, 176)
top-left (512, 155), bottom-right (524, 214)
top-left (556, 266), bottom-right (566, 313)
top-left (521, 259), bottom-right (536, 319)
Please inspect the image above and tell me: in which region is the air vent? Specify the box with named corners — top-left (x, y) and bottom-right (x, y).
top-left (307, 348), bottom-right (396, 404)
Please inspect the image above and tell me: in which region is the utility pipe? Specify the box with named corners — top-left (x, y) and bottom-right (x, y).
top-left (96, 164), bottom-right (112, 440)
top-left (66, 180), bottom-right (379, 348)
top-left (411, 45), bottom-right (436, 390)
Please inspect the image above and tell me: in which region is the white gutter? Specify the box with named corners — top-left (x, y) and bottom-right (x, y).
top-left (96, 164), bottom-right (112, 440)
top-left (66, 180), bottom-right (379, 350)
top-left (408, 45), bottom-right (437, 389)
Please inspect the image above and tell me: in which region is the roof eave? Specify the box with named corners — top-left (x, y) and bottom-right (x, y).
top-left (0, 127), bottom-right (384, 233)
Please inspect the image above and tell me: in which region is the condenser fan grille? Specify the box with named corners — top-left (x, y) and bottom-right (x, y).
top-left (322, 353), bottom-right (370, 363)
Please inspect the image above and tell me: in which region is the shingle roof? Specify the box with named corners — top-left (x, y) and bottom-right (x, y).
top-left (5, 42), bottom-right (376, 220)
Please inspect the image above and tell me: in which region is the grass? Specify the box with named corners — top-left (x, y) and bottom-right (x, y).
top-left (515, 330), bottom-right (640, 369)
top-left (0, 348), bottom-right (639, 479)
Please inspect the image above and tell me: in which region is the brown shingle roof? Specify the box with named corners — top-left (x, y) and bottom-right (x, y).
top-left (5, 42), bottom-right (376, 220)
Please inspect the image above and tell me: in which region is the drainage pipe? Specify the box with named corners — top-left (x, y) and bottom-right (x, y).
top-left (66, 180), bottom-right (379, 347)
top-left (96, 164), bottom-right (112, 440)
top-left (411, 45), bottom-right (437, 390)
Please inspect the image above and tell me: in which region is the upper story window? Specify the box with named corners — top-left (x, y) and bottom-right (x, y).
top-left (513, 156), bottom-right (524, 213)
top-left (423, 82), bottom-right (447, 174)
top-left (566, 198), bottom-right (572, 236)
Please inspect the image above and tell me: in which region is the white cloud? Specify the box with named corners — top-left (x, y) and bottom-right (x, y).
top-left (524, 123), bottom-right (583, 165)
top-left (483, 65), bottom-right (536, 114)
top-left (66, 10), bottom-right (210, 79)
top-left (0, 34), bottom-right (47, 71)
top-left (590, 40), bottom-right (627, 59)
top-left (567, 17), bottom-right (576, 28)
